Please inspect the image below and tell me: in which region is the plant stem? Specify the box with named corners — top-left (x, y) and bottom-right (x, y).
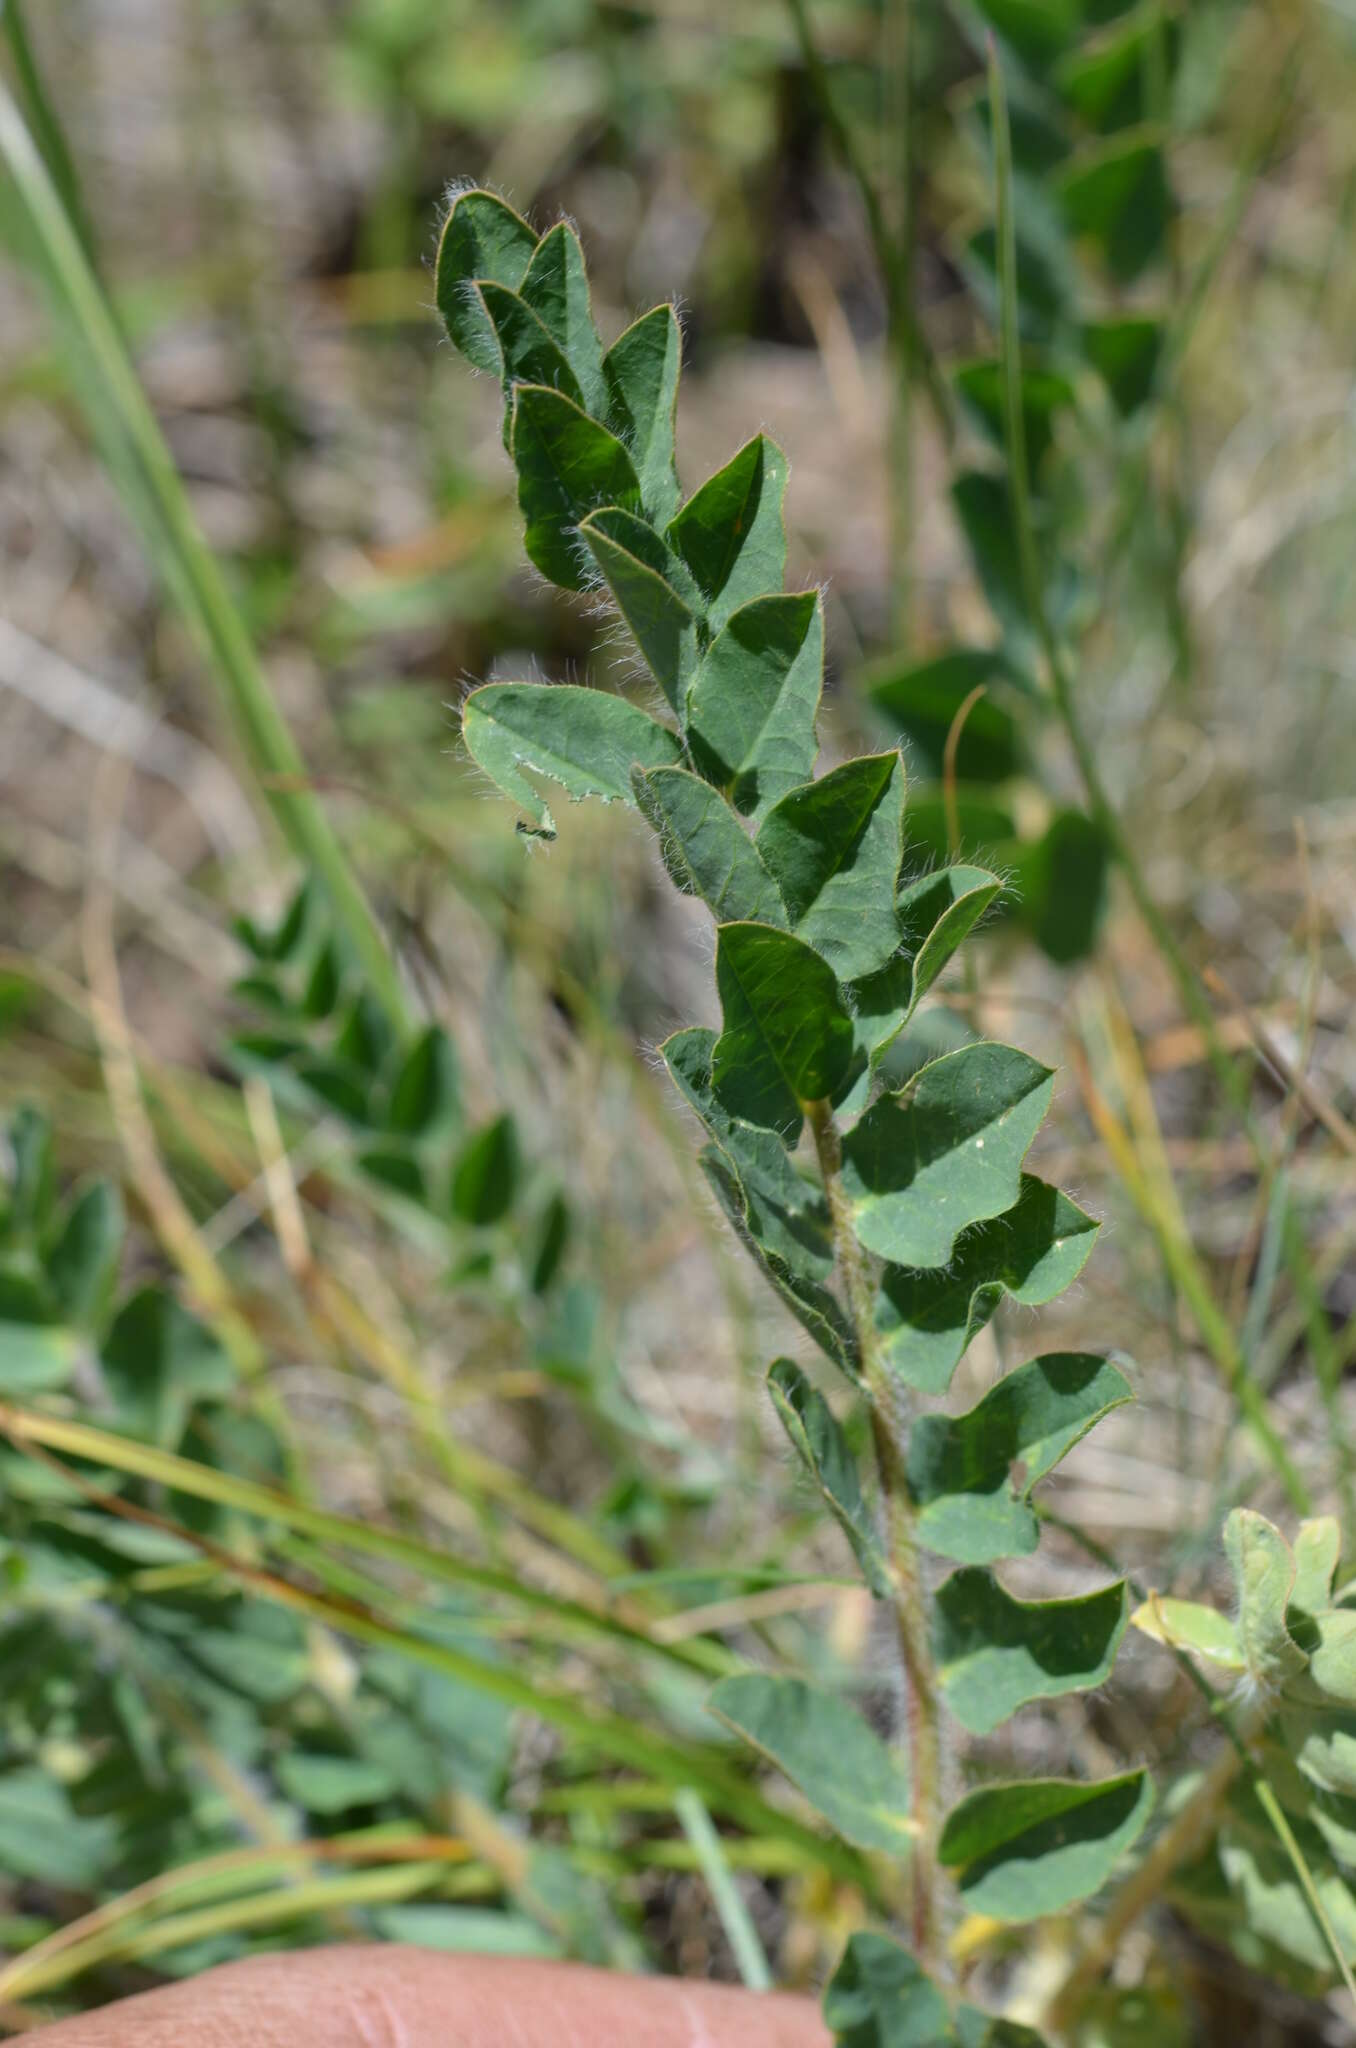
top-left (783, 0), bottom-right (954, 466)
top-left (0, 79), bottom-right (410, 1036)
top-left (806, 1095), bottom-right (944, 1967)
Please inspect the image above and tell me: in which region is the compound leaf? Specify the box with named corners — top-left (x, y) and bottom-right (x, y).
top-left (939, 1771), bottom-right (1154, 1920)
top-left (934, 1568), bottom-right (1128, 1735)
top-left (876, 1176), bottom-right (1099, 1394)
top-left (461, 681), bottom-right (680, 837)
top-left (686, 591), bottom-right (823, 823)
top-left (509, 384), bottom-right (641, 590)
top-left (435, 187), bottom-right (538, 373)
top-left (709, 1674), bottom-right (913, 1856)
top-left (711, 922), bottom-right (854, 1140)
top-left (633, 766), bottom-right (787, 926)
top-left (839, 1044), bottom-right (1054, 1267)
top-left (907, 1352), bottom-right (1134, 1564)
top-left (756, 752), bottom-right (906, 981)
top-left (666, 433), bottom-right (789, 631)
top-left (767, 1358), bottom-right (889, 1597)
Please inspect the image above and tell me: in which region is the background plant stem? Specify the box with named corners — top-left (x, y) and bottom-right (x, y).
top-left (0, 78), bottom-right (410, 1035)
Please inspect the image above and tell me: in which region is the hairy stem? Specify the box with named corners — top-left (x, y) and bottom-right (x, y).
top-left (806, 1095), bottom-right (944, 1967)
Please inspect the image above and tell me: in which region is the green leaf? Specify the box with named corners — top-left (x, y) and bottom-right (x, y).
top-left (633, 766), bottom-right (787, 926)
top-left (711, 922), bottom-right (855, 1140)
top-left (709, 1674), bottom-right (913, 1856)
top-left (1224, 1509), bottom-right (1307, 1691)
top-left (907, 1352), bottom-right (1134, 1564)
top-left (686, 591), bottom-right (823, 823)
top-left (509, 384), bottom-right (641, 590)
top-left (1058, 129), bottom-right (1171, 282)
top-left (1080, 315), bottom-right (1163, 416)
top-left (45, 1178), bottom-right (124, 1327)
top-left (1057, 9), bottom-right (1177, 134)
top-left (876, 1176), bottom-right (1099, 1394)
top-left (603, 304), bottom-right (682, 525)
top-left (1297, 1610), bottom-right (1356, 1708)
top-left (0, 1321), bottom-right (79, 1393)
top-left (971, 0), bottom-right (1080, 67)
top-left (435, 187), bottom-right (538, 373)
top-left (952, 470), bottom-right (1029, 642)
top-left (767, 1358), bottom-right (889, 1598)
top-left (0, 1768), bottom-right (119, 1889)
top-left (848, 867), bottom-right (1005, 1067)
top-left (578, 507), bottom-right (699, 714)
top-left (387, 1025), bottom-right (461, 1139)
top-left (1009, 808), bottom-right (1109, 965)
top-left (939, 1771), bottom-right (1155, 1920)
top-left (935, 1568), bottom-right (1128, 1735)
top-left (2, 1103), bottom-right (53, 1237)
top-left (839, 1043), bottom-right (1054, 1267)
top-left (371, 1905), bottom-right (561, 1959)
top-left (822, 1933), bottom-right (952, 2047)
top-left (1131, 1595), bottom-right (1245, 1674)
top-left (699, 1148), bottom-right (856, 1377)
top-left (275, 1753), bottom-right (400, 1815)
top-left (461, 681), bottom-right (681, 836)
top-left (664, 1029), bottom-right (832, 1282)
top-left (1291, 1518), bottom-right (1342, 1618)
top-left (518, 222), bottom-right (607, 415)
top-left (528, 1191), bottom-right (571, 1295)
top-left (869, 647), bottom-right (1024, 784)
top-left (823, 1934), bottom-right (1053, 2048)
top-left (476, 281), bottom-right (582, 415)
top-left (451, 1113), bottom-right (520, 1226)
top-left (666, 433), bottom-right (789, 631)
top-left (899, 865), bottom-right (1006, 1014)
top-left (952, 358), bottom-right (1076, 475)
top-left (100, 1288), bottom-right (235, 1448)
top-left (755, 752), bottom-right (906, 981)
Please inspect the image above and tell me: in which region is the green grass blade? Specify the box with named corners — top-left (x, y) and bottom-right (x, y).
top-left (0, 0), bottom-right (93, 262)
top-left (0, 80), bottom-right (408, 1033)
top-left (673, 1788), bottom-right (773, 1992)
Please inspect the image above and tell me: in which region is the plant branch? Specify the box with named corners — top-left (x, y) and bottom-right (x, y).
top-left (806, 1095), bottom-right (944, 1969)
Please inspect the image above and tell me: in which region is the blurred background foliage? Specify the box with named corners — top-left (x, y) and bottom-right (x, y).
top-left (2, 0), bottom-right (1356, 2038)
